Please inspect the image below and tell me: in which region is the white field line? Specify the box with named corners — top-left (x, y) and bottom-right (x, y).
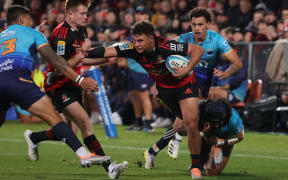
top-left (0, 138), bottom-right (288, 160)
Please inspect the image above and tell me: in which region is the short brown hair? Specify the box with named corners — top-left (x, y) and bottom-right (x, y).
top-left (131, 20), bottom-right (155, 36)
top-left (65, 0), bottom-right (90, 13)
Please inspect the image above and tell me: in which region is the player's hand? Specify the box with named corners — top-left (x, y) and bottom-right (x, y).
top-left (207, 135), bottom-right (219, 145)
top-left (79, 77), bottom-right (99, 91)
top-left (213, 68), bottom-right (229, 79)
top-left (73, 44), bottom-right (88, 57)
top-left (151, 84), bottom-right (158, 98)
top-left (82, 38), bottom-right (92, 51)
top-left (172, 67), bottom-right (191, 79)
top-left (39, 20), bottom-right (47, 33)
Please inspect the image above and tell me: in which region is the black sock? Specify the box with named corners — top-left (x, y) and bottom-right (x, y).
top-left (84, 135), bottom-right (110, 172)
top-left (148, 127), bottom-right (176, 156)
top-left (135, 117), bottom-right (143, 126)
top-left (52, 122), bottom-right (83, 152)
top-left (190, 154), bottom-right (201, 169)
top-left (153, 107), bottom-right (165, 118)
top-left (30, 128), bottom-right (60, 144)
top-left (165, 109), bottom-right (176, 120)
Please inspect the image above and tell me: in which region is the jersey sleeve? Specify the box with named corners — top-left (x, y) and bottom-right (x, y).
top-left (177, 33), bottom-right (189, 43)
top-left (216, 34), bottom-right (232, 55)
top-left (34, 30), bottom-right (48, 49)
top-left (166, 40), bottom-right (188, 56)
top-left (115, 42), bottom-right (135, 58)
top-left (229, 109), bottom-right (244, 136)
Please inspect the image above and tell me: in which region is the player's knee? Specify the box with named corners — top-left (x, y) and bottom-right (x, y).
top-left (183, 119), bottom-right (198, 133)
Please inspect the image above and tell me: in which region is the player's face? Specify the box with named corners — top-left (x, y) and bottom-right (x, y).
top-left (132, 34), bottom-right (154, 53)
top-left (70, 5), bottom-right (88, 27)
top-left (191, 17), bottom-right (209, 40)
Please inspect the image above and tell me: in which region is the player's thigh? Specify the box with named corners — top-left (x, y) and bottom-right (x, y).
top-left (179, 97), bottom-right (199, 124)
top-left (63, 101), bottom-right (92, 132)
top-left (27, 95), bottom-right (61, 127)
top-left (47, 86), bottom-right (83, 113)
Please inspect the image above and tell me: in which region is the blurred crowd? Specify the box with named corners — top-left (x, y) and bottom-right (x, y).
top-left (1, 0), bottom-right (288, 43)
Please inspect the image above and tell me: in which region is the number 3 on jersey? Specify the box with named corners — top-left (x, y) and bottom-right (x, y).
top-left (0, 38), bottom-right (16, 56)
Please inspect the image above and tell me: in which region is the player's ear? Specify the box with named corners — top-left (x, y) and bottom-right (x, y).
top-left (19, 15), bottom-right (25, 25)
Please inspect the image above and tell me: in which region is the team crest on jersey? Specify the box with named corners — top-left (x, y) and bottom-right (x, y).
top-left (119, 43), bottom-right (133, 50)
top-left (57, 41), bottom-right (65, 55)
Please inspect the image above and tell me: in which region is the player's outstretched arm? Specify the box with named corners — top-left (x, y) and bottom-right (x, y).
top-left (207, 129), bottom-right (244, 148)
top-left (219, 50), bottom-right (243, 79)
top-left (74, 46), bottom-right (118, 65)
top-left (38, 45), bottom-right (99, 91)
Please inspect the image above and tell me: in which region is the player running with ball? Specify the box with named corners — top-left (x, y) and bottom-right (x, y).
top-left (77, 20), bottom-right (204, 178)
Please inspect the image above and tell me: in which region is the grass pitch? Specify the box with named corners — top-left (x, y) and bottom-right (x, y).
top-left (0, 121), bottom-right (288, 180)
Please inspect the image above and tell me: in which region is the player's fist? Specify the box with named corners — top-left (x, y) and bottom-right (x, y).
top-left (79, 77), bottom-right (99, 91)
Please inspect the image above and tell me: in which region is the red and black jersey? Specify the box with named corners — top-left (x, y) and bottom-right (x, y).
top-left (44, 21), bottom-right (87, 92)
top-left (115, 35), bottom-right (196, 88)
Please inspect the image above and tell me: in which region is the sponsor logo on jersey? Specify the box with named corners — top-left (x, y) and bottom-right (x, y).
top-left (119, 43), bottom-right (133, 50)
top-left (0, 30), bottom-right (15, 38)
top-left (0, 59), bottom-right (14, 72)
top-left (57, 41), bottom-right (65, 55)
top-left (170, 43), bottom-right (184, 52)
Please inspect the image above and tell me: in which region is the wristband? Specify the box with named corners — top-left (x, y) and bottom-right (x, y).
top-left (216, 138), bottom-right (225, 146)
top-left (75, 75), bottom-right (81, 84)
top-left (78, 76), bottom-right (84, 84)
top-left (75, 75), bottom-right (84, 84)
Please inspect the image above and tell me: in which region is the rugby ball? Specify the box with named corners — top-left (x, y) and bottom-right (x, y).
top-left (165, 55), bottom-right (189, 73)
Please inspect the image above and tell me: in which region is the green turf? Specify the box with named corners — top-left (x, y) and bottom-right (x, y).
top-left (0, 121), bottom-right (288, 180)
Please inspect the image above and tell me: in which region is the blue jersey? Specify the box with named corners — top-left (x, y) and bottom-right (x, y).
top-left (127, 58), bottom-right (148, 74)
top-left (178, 30), bottom-right (232, 97)
top-left (214, 108), bottom-right (244, 139)
top-left (0, 24), bottom-right (48, 73)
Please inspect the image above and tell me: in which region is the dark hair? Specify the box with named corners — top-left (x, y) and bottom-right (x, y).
top-left (131, 20), bottom-right (155, 36)
top-left (7, 5), bottom-right (30, 25)
top-left (198, 99), bottom-right (231, 129)
top-left (188, 7), bottom-right (211, 23)
top-left (65, 0), bottom-right (90, 13)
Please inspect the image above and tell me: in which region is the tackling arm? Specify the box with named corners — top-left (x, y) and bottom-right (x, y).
top-left (38, 44), bottom-right (98, 91)
top-left (221, 50), bottom-right (243, 78)
top-left (207, 129), bottom-right (244, 148)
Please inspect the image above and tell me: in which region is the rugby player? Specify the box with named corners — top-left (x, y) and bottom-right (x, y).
top-left (0, 5), bottom-right (109, 167)
top-left (23, 1), bottom-right (127, 179)
top-left (78, 20), bottom-right (204, 178)
top-left (143, 7), bottom-right (243, 166)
